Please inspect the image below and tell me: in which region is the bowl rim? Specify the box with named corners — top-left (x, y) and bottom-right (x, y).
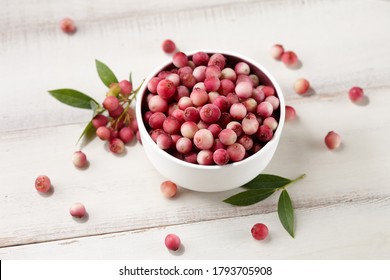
top-left (136, 49), bottom-right (285, 170)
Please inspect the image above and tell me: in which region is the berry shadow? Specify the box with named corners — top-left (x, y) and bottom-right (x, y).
top-left (39, 186), bottom-right (55, 197)
top-left (353, 95), bottom-right (370, 106)
top-left (285, 60), bottom-right (302, 70)
top-left (72, 212), bottom-right (90, 223)
top-left (168, 244), bottom-right (185, 256)
top-left (74, 161), bottom-right (90, 171)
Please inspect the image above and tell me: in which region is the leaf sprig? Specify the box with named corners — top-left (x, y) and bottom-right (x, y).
top-left (48, 59), bottom-right (143, 148)
top-left (223, 174), bottom-right (305, 238)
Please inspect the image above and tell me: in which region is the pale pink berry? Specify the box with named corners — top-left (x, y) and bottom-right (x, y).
top-left (176, 137), bottom-right (193, 154)
top-left (180, 121), bottom-right (199, 139)
top-left (35, 175), bottom-right (51, 193)
top-left (235, 82), bottom-right (253, 99)
top-left (208, 53), bottom-right (226, 69)
top-left (148, 95), bottom-right (168, 112)
top-left (218, 128), bottom-right (237, 145)
top-left (208, 123), bottom-right (222, 137)
top-left (193, 82), bottom-right (206, 90)
top-left (263, 117), bottom-right (278, 131)
top-left (236, 74), bottom-right (253, 85)
top-left (205, 65), bottom-right (222, 79)
top-left (165, 233), bottom-right (181, 251)
top-left (249, 74), bottom-right (260, 87)
top-left (197, 149), bottom-right (214, 165)
top-left (69, 202), bottom-right (86, 219)
top-left (166, 73), bottom-right (180, 87)
top-left (218, 79), bottom-right (235, 96)
top-left (103, 96), bottom-right (119, 112)
top-left (160, 181), bottom-right (177, 198)
top-left (156, 133), bottom-right (173, 150)
top-left (175, 85), bottom-right (190, 101)
top-left (171, 109), bottom-right (185, 123)
top-left (192, 66), bottom-right (206, 82)
top-left (119, 80), bottom-right (132, 97)
top-left (242, 98), bottom-right (257, 113)
top-left (119, 127), bottom-right (135, 144)
top-left (265, 95), bottom-right (280, 110)
top-left (193, 129), bottom-right (214, 150)
top-left (180, 73), bottom-right (197, 88)
top-left (148, 77), bottom-right (162, 93)
top-left (256, 125), bottom-right (273, 142)
top-left (177, 96), bottom-right (193, 110)
top-left (157, 79), bottom-right (176, 99)
top-left (178, 67), bottom-right (192, 77)
top-left (251, 223), bottom-right (269, 240)
top-left (172, 52), bottom-right (188, 68)
top-left (256, 101), bottom-right (273, 118)
top-left (234, 62), bottom-right (250, 75)
top-left (92, 114), bottom-right (108, 128)
top-left (227, 143), bottom-right (245, 162)
top-left (242, 113), bottom-right (259, 135)
top-left (271, 44), bottom-right (284, 60)
top-left (260, 86), bottom-right (275, 97)
top-left (285, 105), bottom-right (297, 121)
top-left (192, 51), bottom-right (209, 66)
top-left (190, 88), bottom-right (208, 106)
top-left (59, 18), bottom-right (76, 34)
top-left (148, 112), bottom-right (166, 129)
top-left (96, 126), bottom-right (111, 140)
top-left (324, 131), bottom-right (341, 150)
top-left (208, 91), bottom-right (220, 103)
top-left (230, 103), bottom-right (247, 120)
top-left (252, 87), bottom-right (265, 103)
top-left (281, 51), bottom-right (298, 66)
top-left (238, 135), bottom-right (254, 150)
top-left (163, 116), bottom-right (181, 134)
top-left (72, 151), bottom-right (87, 168)
top-left (162, 39), bottom-right (176, 54)
top-left (348, 87), bottom-right (365, 103)
top-left (213, 148), bottom-right (230, 165)
top-left (294, 78), bottom-right (310, 95)
top-left (109, 138), bottom-right (125, 154)
top-left (226, 121), bottom-right (243, 138)
top-left (221, 67), bottom-right (237, 82)
top-left (200, 104), bottom-right (221, 123)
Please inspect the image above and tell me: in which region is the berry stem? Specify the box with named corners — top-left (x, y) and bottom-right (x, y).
top-left (278, 174), bottom-right (306, 191)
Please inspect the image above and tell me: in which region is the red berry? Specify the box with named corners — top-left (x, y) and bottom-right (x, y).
top-left (285, 105), bottom-right (296, 122)
top-left (162, 39), bottom-right (176, 54)
top-left (348, 86), bottom-right (365, 103)
top-left (294, 78), bottom-right (310, 95)
top-left (165, 234), bottom-right (181, 251)
top-left (281, 51), bottom-right (298, 66)
top-left (251, 223), bottom-right (269, 240)
top-left (35, 175), bottom-right (51, 193)
top-left (160, 180), bottom-right (177, 198)
top-left (324, 131), bottom-right (341, 150)
top-left (59, 18), bottom-right (76, 34)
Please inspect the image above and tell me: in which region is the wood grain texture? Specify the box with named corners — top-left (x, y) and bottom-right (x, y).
top-left (0, 0), bottom-right (390, 259)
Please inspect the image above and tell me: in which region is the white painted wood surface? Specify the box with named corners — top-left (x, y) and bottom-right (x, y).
top-left (0, 0), bottom-right (389, 259)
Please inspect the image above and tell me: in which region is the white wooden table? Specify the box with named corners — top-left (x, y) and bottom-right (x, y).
top-left (1, 0), bottom-right (389, 259)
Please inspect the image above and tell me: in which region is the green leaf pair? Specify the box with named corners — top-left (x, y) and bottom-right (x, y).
top-left (223, 174), bottom-right (305, 238)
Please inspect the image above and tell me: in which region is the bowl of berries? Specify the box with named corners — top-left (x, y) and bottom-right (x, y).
top-left (136, 50), bottom-right (285, 192)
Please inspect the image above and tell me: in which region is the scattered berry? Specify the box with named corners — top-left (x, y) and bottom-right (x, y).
top-left (165, 233), bottom-right (181, 251)
top-left (285, 105), bottom-right (296, 121)
top-left (72, 151), bottom-right (87, 168)
top-left (59, 18), bottom-right (76, 34)
top-left (35, 175), bottom-right (51, 193)
top-left (324, 131), bottom-right (341, 150)
top-left (251, 223), bottom-right (269, 240)
top-left (69, 202), bottom-right (86, 219)
top-left (271, 44), bottom-right (284, 60)
top-left (160, 180), bottom-right (178, 198)
top-left (109, 138), bottom-right (125, 154)
top-left (348, 86), bottom-right (365, 103)
top-left (294, 78), bottom-right (310, 95)
top-left (281, 51), bottom-right (298, 66)
top-left (162, 39), bottom-right (176, 54)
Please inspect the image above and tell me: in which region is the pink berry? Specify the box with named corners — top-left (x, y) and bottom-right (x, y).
top-left (92, 114), bottom-right (108, 128)
top-left (227, 143), bottom-right (246, 162)
top-left (256, 125), bottom-right (273, 142)
top-left (242, 98), bottom-right (257, 113)
top-left (148, 77), bottom-right (162, 93)
top-left (162, 39), bottom-right (176, 54)
top-left (160, 180), bottom-right (177, 198)
top-left (184, 107), bottom-right (200, 122)
top-left (238, 135), bottom-right (254, 150)
top-left (252, 87), bottom-right (265, 103)
top-left (172, 52), bottom-right (188, 68)
top-left (156, 133), bottom-right (173, 150)
top-left (285, 105), bottom-right (297, 121)
top-left (69, 202), bottom-right (86, 219)
top-left (166, 73), bottom-right (180, 87)
top-left (218, 128), bottom-right (237, 145)
top-left (229, 103), bottom-right (247, 120)
top-left (234, 62), bottom-right (250, 75)
top-left (271, 44), bottom-right (284, 60)
top-left (324, 131), bottom-right (341, 150)
top-left (103, 96), bottom-right (119, 112)
top-left (177, 96), bottom-right (193, 110)
top-left (96, 126), bottom-right (111, 140)
top-left (59, 18), bottom-right (76, 34)
top-left (235, 82), bottom-right (253, 99)
top-left (109, 138), bottom-right (125, 154)
top-left (204, 76), bottom-right (221, 92)
top-left (72, 151), bottom-right (87, 168)
top-left (34, 175), bottom-right (51, 193)
top-left (281, 51), bottom-right (298, 66)
top-left (213, 148), bottom-right (230, 165)
top-left (176, 137), bottom-right (193, 154)
top-left (175, 85), bottom-right (190, 101)
top-left (263, 117), bottom-right (278, 131)
top-left (109, 105), bottom-right (124, 118)
top-left (218, 79), bottom-right (235, 96)
top-left (148, 112), bottom-right (166, 129)
top-left (165, 233), bottom-right (181, 251)
top-left (148, 95), bottom-right (168, 112)
top-left (251, 223), bottom-right (269, 240)
top-left (192, 51), bottom-right (209, 66)
top-left (190, 88), bottom-right (208, 106)
top-left (294, 78), bottom-right (310, 95)
top-left (205, 65), bottom-right (221, 79)
top-left (197, 149), bottom-right (214, 165)
top-left (226, 121), bottom-right (243, 137)
top-left (260, 86), bottom-right (275, 97)
top-left (193, 66), bottom-right (206, 82)
top-left (193, 129), bottom-right (214, 150)
top-left (183, 151), bottom-right (197, 164)
top-left (208, 123), bottom-right (222, 138)
top-left (249, 74), bottom-right (260, 87)
top-left (180, 121), bottom-right (199, 139)
top-left (119, 80), bottom-right (132, 97)
top-left (348, 86), bottom-right (365, 103)
top-left (119, 127), bottom-right (135, 144)
top-left (212, 96), bottom-right (230, 112)
top-left (265, 95), bottom-right (280, 110)
top-left (256, 101), bottom-right (273, 118)
top-left (242, 113), bottom-right (259, 135)
top-left (208, 53), bottom-right (226, 69)
top-left (200, 104), bottom-right (221, 123)
top-left (157, 79), bottom-right (176, 99)
top-left (163, 116), bottom-right (181, 134)
top-left (221, 67), bottom-right (237, 82)
top-left (180, 73), bottom-right (197, 88)
top-left (171, 109), bottom-right (185, 123)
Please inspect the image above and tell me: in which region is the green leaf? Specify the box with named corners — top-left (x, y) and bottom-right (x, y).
top-left (223, 188), bottom-right (276, 206)
top-left (242, 174), bottom-right (291, 190)
top-left (278, 190), bottom-right (295, 238)
top-left (95, 59), bottom-right (118, 87)
top-left (77, 120), bottom-right (96, 148)
top-left (48, 89), bottom-right (99, 109)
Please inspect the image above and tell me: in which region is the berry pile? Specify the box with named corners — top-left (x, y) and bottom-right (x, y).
top-left (141, 52), bottom-right (281, 165)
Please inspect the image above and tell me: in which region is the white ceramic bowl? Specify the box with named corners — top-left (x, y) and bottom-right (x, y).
top-left (136, 50), bottom-right (285, 192)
